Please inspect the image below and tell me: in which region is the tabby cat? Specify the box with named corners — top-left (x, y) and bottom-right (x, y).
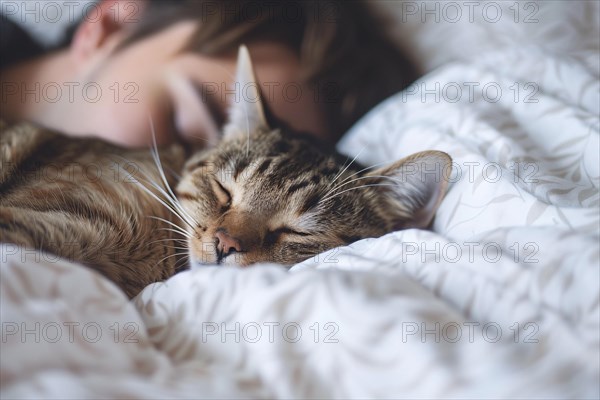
top-left (0, 46), bottom-right (451, 297)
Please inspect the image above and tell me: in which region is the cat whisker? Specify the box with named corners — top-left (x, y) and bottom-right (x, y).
top-left (320, 182), bottom-right (404, 204)
top-left (158, 227), bottom-right (193, 239)
top-left (141, 177), bottom-right (192, 221)
top-left (157, 228), bottom-right (192, 239)
top-left (174, 255), bottom-right (190, 271)
top-left (119, 164), bottom-right (195, 232)
top-left (328, 174), bottom-right (405, 195)
top-left (162, 245), bottom-right (190, 251)
top-left (109, 114), bottom-right (199, 234)
top-left (323, 161), bottom-right (390, 199)
top-left (175, 132), bottom-right (214, 145)
top-left (148, 216), bottom-right (191, 237)
top-left (337, 160), bottom-right (391, 185)
top-left (151, 253), bottom-right (188, 276)
top-left (147, 119), bottom-right (200, 226)
top-left (144, 178), bottom-right (198, 230)
top-left (148, 147), bottom-right (199, 226)
top-left (327, 149), bottom-right (364, 192)
top-left (148, 242), bottom-right (188, 252)
top-left (319, 175), bottom-right (404, 206)
top-left (156, 250), bottom-right (189, 267)
top-left (148, 237), bottom-right (189, 246)
top-left (329, 153), bottom-right (352, 183)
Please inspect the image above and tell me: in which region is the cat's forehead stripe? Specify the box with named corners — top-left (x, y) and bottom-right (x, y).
top-left (233, 158), bottom-right (250, 180)
top-left (255, 158), bottom-right (272, 174)
top-left (299, 192), bottom-right (321, 214)
top-left (287, 181), bottom-right (311, 195)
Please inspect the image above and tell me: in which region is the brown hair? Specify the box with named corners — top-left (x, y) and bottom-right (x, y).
top-left (119, 0), bottom-right (417, 140)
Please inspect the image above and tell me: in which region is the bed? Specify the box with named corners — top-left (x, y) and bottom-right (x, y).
top-left (1, 1), bottom-right (599, 398)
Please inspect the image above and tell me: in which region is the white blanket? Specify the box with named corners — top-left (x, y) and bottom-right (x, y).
top-left (1, 1), bottom-right (599, 398)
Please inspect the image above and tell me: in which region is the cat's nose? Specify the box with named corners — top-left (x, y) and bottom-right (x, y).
top-left (215, 230), bottom-right (242, 257)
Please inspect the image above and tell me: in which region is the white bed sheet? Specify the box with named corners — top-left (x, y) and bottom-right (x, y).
top-left (1, 1), bottom-right (599, 398)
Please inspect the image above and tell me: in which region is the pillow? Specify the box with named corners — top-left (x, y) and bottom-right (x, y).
top-left (369, 0), bottom-right (600, 73)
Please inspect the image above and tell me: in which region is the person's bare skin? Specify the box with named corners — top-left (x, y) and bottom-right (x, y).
top-left (0, 1), bottom-right (328, 148)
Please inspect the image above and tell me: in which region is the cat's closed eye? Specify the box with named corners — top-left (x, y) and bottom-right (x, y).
top-left (212, 179), bottom-right (232, 209)
top-left (265, 227), bottom-right (308, 245)
top-left (265, 226), bottom-right (310, 244)
top-left (273, 227), bottom-right (310, 238)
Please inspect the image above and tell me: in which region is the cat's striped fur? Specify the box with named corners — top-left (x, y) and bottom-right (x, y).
top-left (0, 46), bottom-right (451, 297)
top-left (0, 120), bottom-right (186, 297)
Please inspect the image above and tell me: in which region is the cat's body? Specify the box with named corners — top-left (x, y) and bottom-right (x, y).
top-left (0, 120), bottom-right (186, 297)
top-left (0, 46), bottom-right (451, 297)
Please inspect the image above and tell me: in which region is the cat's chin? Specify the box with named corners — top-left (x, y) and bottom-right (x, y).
top-left (189, 254), bottom-right (249, 268)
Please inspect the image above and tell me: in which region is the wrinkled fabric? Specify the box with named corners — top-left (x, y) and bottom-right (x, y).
top-left (1, 0), bottom-right (599, 398)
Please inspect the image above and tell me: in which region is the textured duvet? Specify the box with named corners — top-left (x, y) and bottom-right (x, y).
top-left (1, 1), bottom-right (599, 398)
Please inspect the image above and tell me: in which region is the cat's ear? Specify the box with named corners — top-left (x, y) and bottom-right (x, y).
top-left (365, 151), bottom-right (452, 229)
top-left (223, 45), bottom-right (270, 140)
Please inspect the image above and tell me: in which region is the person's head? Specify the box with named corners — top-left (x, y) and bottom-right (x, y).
top-left (1, 0), bottom-right (417, 147)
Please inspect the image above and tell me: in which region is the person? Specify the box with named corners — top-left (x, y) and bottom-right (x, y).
top-left (0, 0), bottom-right (417, 148)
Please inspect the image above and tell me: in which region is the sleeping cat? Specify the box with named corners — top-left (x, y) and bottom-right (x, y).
top-left (0, 46), bottom-right (451, 297)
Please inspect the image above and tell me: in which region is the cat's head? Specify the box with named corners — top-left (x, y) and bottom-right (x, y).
top-left (176, 46), bottom-right (451, 267)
